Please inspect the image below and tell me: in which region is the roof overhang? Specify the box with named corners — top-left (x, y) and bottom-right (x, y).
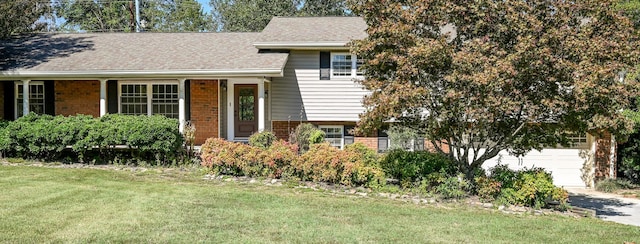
top-left (0, 68), bottom-right (285, 80)
top-left (253, 42), bottom-right (351, 50)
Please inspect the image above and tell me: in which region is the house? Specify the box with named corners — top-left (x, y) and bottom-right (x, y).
top-left (0, 17), bottom-right (615, 188)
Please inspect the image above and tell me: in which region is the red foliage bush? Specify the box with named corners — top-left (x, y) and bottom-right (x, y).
top-left (294, 143), bottom-right (385, 187)
top-left (200, 138), bottom-right (297, 178)
top-left (201, 139), bottom-right (385, 187)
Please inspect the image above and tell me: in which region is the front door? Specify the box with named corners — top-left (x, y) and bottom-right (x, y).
top-left (234, 84), bottom-right (258, 137)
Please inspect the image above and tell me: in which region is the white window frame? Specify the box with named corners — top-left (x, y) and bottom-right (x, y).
top-left (331, 53), bottom-right (363, 79)
top-left (14, 81), bottom-right (45, 119)
top-left (568, 133), bottom-right (589, 149)
top-left (117, 81), bottom-right (179, 118)
top-left (319, 125), bottom-right (344, 149)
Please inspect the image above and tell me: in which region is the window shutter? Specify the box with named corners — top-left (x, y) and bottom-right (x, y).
top-left (377, 128), bottom-right (389, 153)
top-left (320, 51), bottom-right (330, 80)
top-left (107, 80), bottom-right (118, 114)
top-left (4, 82), bottom-right (14, 120)
top-left (344, 125), bottom-right (354, 145)
top-left (185, 80), bottom-right (191, 121)
top-left (44, 81), bottom-right (55, 115)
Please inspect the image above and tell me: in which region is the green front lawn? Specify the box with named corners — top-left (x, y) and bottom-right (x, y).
top-left (1, 165), bottom-right (638, 243)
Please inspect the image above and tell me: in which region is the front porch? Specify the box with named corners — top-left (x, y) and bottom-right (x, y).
top-left (0, 77), bottom-right (272, 145)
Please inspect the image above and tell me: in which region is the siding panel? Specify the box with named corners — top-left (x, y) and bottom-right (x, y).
top-left (271, 50), bottom-right (368, 121)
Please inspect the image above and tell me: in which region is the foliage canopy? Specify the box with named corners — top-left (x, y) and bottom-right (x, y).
top-left (211, 0), bottom-right (350, 32)
top-left (350, 0), bottom-right (640, 178)
top-left (0, 0), bottom-right (49, 39)
top-left (54, 0), bottom-right (212, 32)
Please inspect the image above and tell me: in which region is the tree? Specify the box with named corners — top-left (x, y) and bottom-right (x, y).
top-left (54, 0), bottom-right (212, 32)
top-left (211, 0), bottom-right (299, 32)
top-left (0, 0), bottom-right (49, 39)
top-left (298, 0), bottom-right (350, 17)
top-left (144, 0), bottom-right (213, 32)
top-left (210, 0), bottom-right (350, 32)
top-left (618, 0), bottom-right (640, 28)
top-left (349, 0), bottom-right (640, 179)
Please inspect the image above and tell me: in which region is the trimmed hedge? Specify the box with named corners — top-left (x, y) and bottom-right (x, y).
top-left (0, 113), bottom-right (183, 163)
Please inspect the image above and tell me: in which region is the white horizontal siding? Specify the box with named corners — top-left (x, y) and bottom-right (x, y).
top-left (271, 50), bottom-right (368, 121)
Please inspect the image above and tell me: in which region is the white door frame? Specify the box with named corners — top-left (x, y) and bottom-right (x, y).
top-left (226, 77), bottom-right (266, 140)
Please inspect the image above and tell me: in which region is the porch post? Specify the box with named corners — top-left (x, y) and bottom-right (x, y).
top-left (99, 79), bottom-right (107, 116)
top-left (22, 79), bottom-right (30, 116)
top-left (258, 78), bottom-right (265, 132)
top-left (610, 135), bottom-right (617, 178)
top-left (178, 79), bottom-right (186, 133)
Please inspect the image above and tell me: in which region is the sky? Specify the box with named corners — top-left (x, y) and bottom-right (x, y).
top-left (197, 0), bottom-right (212, 14)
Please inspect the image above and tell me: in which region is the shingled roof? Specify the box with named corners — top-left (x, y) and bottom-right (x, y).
top-left (0, 32), bottom-right (289, 79)
top-left (254, 17), bottom-right (367, 49)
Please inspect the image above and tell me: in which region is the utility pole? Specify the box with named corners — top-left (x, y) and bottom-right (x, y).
top-left (135, 0), bottom-right (140, 32)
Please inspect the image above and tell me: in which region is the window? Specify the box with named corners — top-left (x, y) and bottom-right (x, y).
top-left (15, 81), bottom-right (45, 118)
top-left (119, 82), bottom-right (179, 119)
top-left (331, 53), bottom-right (363, 78)
top-left (568, 133), bottom-right (588, 148)
top-left (320, 125), bottom-right (344, 149)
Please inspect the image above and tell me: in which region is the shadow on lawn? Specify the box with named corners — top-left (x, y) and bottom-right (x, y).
top-left (569, 193), bottom-right (635, 217)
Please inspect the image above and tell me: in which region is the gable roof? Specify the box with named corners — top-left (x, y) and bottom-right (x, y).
top-left (254, 17), bottom-right (367, 50)
top-left (1, 32), bottom-right (289, 79)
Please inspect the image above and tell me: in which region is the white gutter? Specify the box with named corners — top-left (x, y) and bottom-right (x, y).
top-left (253, 42), bottom-right (350, 50)
top-left (0, 68), bottom-right (284, 80)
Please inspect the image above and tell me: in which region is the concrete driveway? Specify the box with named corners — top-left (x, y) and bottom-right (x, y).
top-left (567, 188), bottom-right (640, 227)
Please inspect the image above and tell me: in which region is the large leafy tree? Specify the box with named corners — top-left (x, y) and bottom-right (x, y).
top-left (350, 0), bottom-right (640, 179)
top-left (0, 0), bottom-right (49, 39)
top-left (145, 0), bottom-right (213, 32)
top-left (211, 0), bottom-right (350, 32)
top-left (54, 0), bottom-right (212, 32)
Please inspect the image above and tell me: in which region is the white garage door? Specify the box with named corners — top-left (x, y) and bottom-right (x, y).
top-left (481, 148), bottom-right (590, 187)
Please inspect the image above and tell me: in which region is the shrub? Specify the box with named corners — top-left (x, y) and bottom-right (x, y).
top-left (513, 169), bottom-right (558, 208)
top-left (344, 142), bottom-right (379, 167)
top-left (380, 149), bottom-right (455, 185)
top-left (308, 129), bottom-right (325, 145)
top-left (2, 113), bottom-right (183, 164)
top-left (249, 131), bottom-right (277, 149)
top-left (436, 175), bottom-right (470, 199)
top-left (200, 138), bottom-right (298, 178)
top-left (617, 129), bottom-right (640, 184)
top-left (293, 143), bottom-right (385, 187)
top-left (260, 140), bottom-right (298, 178)
top-left (475, 176), bottom-right (502, 202)
top-left (595, 178), bottom-right (639, 193)
top-left (289, 123), bottom-right (323, 153)
top-left (489, 166), bottom-right (569, 208)
top-left (487, 164), bottom-right (518, 189)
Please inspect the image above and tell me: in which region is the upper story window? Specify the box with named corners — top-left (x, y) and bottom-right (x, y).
top-left (119, 81), bottom-right (179, 119)
top-left (331, 53), bottom-right (363, 78)
top-left (15, 81), bottom-right (45, 119)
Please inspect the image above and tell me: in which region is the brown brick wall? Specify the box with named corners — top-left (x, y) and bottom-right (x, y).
top-left (594, 132), bottom-right (612, 182)
top-left (54, 80), bottom-right (100, 117)
top-left (271, 121), bottom-right (358, 140)
top-left (190, 80), bottom-right (219, 144)
top-left (355, 137), bottom-right (378, 151)
top-left (424, 139), bottom-right (450, 154)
